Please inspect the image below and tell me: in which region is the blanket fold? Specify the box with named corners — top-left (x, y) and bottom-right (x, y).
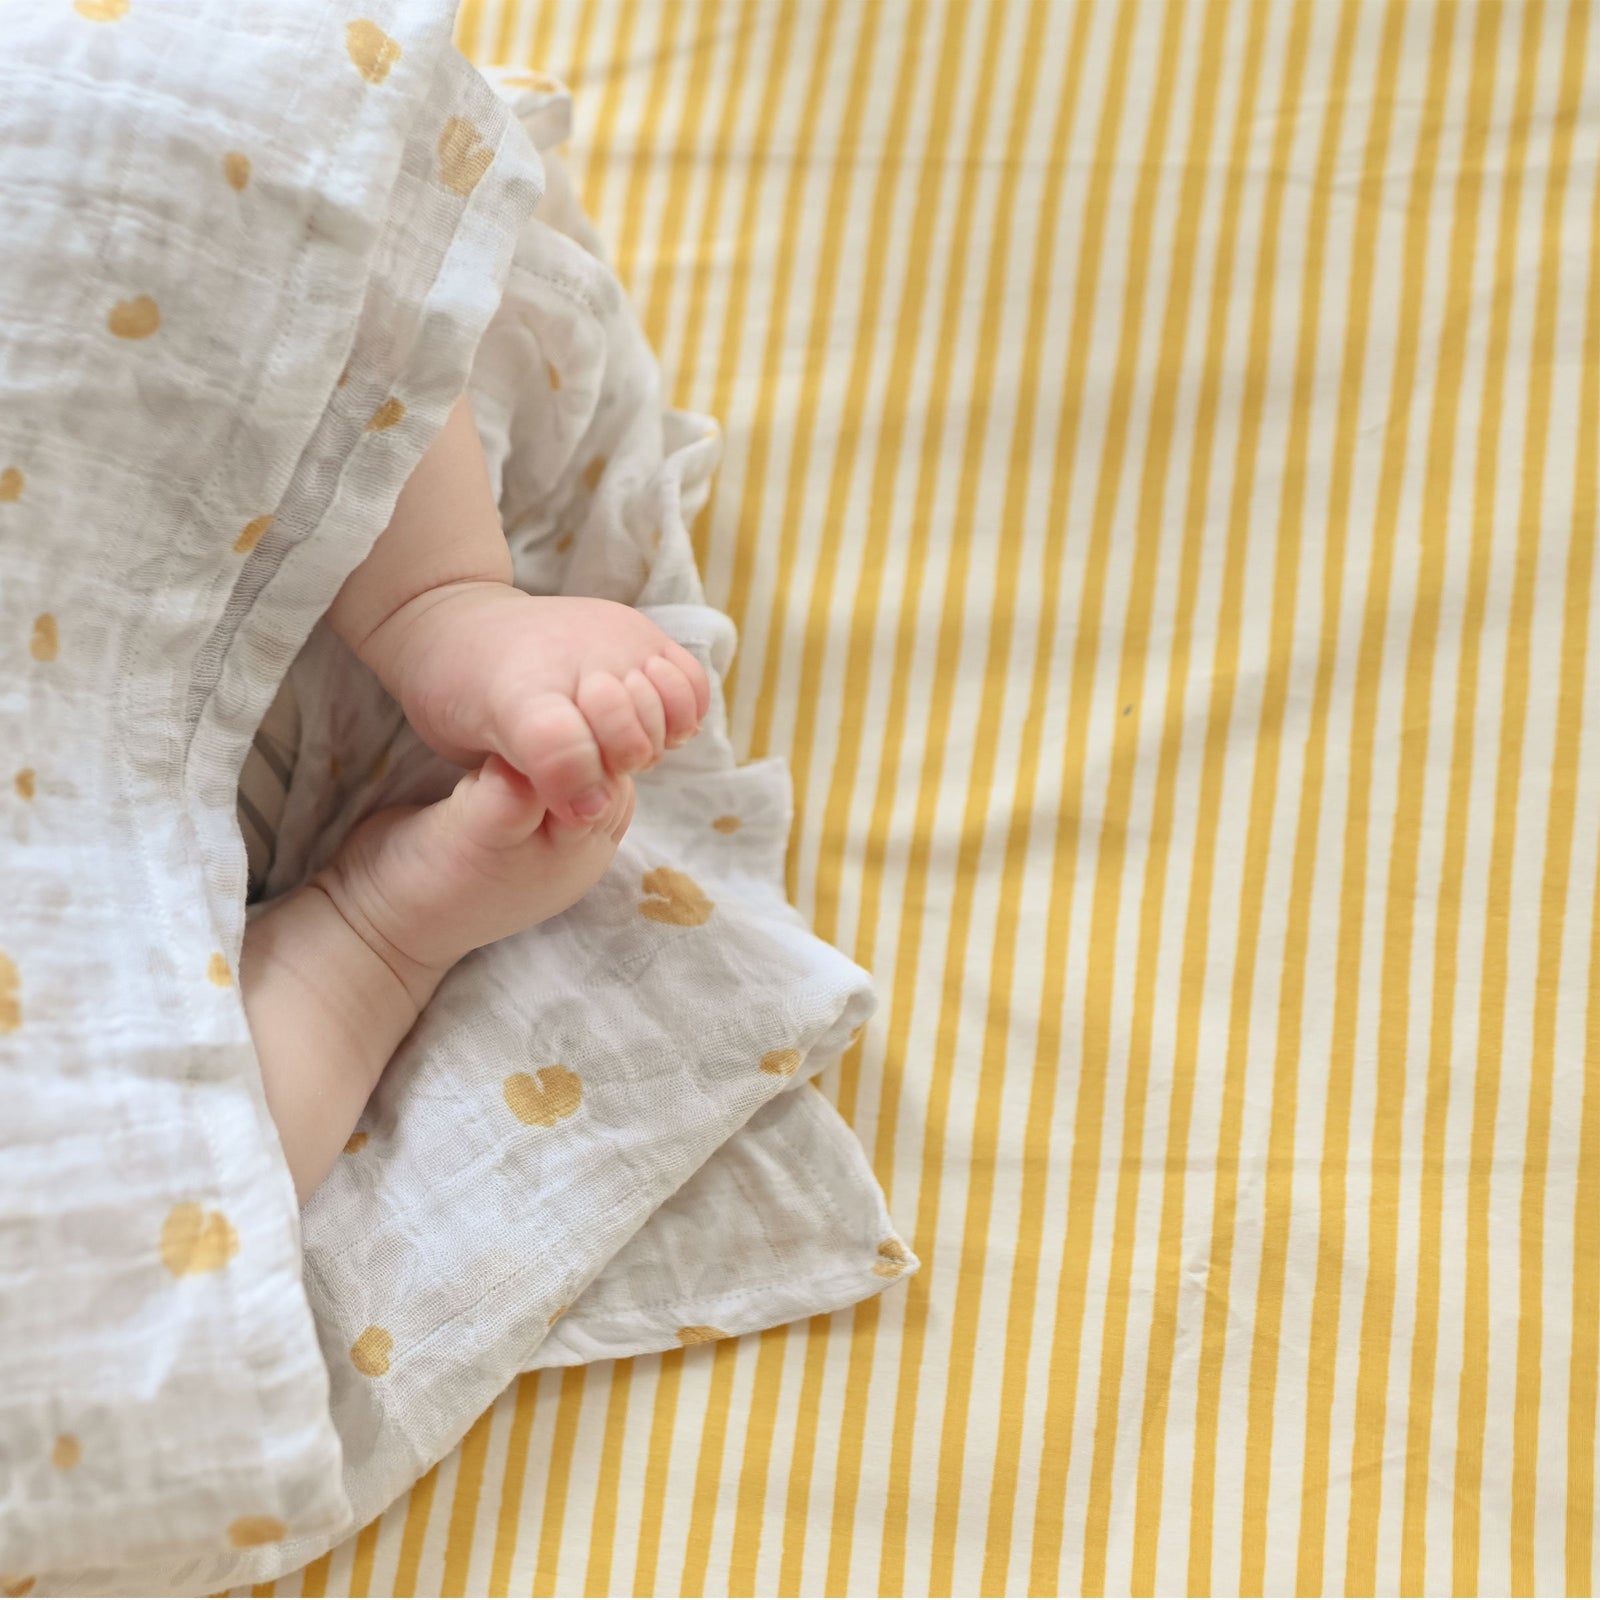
top-left (0, 13), bottom-right (911, 1593)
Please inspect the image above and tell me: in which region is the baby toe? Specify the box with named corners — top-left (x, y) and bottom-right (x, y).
top-left (577, 670), bottom-right (656, 776)
top-left (624, 668), bottom-right (667, 761)
top-left (662, 641), bottom-right (711, 721)
top-left (644, 654), bottom-right (702, 746)
top-left (454, 755), bottom-right (546, 852)
top-left (504, 692), bottom-right (608, 819)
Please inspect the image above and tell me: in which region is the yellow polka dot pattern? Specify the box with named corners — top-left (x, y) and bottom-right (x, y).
top-left (345, 19), bottom-right (401, 84)
top-left (366, 397), bottom-right (405, 432)
top-left (0, 952), bottom-right (19, 1035)
top-left (438, 116), bottom-right (492, 196)
top-left (29, 615), bottom-right (57, 662)
top-left (107, 296), bottom-right (159, 339)
top-left (350, 1325), bottom-right (393, 1377)
top-left (233, 514), bottom-right (271, 554)
top-left (228, 1515), bottom-right (286, 1549)
top-left (872, 1238), bottom-right (912, 1279)
top-left (159, 1203), bottom-right (238, 1276)
top-left (503, 1065), bottom-right (583, 1127)
top-left (639, 867), bottom-right (714, 926)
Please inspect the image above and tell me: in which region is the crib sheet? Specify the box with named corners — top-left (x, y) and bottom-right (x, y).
top-left (265, 0), bottom-right (1600, 1593)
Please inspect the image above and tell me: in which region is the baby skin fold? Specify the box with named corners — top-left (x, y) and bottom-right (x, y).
top-left (241, 395), bottom-right (709, 1201)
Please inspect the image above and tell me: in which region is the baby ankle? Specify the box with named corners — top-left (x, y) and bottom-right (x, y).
top-left (307, 868), bottom-right (452, 1013)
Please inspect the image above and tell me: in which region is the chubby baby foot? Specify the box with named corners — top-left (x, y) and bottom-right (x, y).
top-left (362, 582), bottom-right (710, 823)
top-left (316, 755), bottom-right (635, 985)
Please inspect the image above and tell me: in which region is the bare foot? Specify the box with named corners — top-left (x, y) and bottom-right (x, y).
top-left (359, 582), bottom-right (710, 824)
top-left (316, 754), bottom-right (636, 987)
top-left (244, 757), bottom-right (632, 1199)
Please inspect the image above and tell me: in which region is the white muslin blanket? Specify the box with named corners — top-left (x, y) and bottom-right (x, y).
top-left (0, 7), bottom-right (911, 1592)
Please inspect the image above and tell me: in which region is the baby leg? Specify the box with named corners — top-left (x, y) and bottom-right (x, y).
top-left (241, 758), bottom-right (633, 1201)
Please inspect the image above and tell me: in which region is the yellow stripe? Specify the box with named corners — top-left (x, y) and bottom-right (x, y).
top-left (526, 0), bottom-right (558, 72)
top-left (488, 1372), bottom-right (541, 1596)
top-left (687, 0), bottom-right (804, 575)
top-left (1566, 154), bottom-right (1600, 1591)
top-left (1118, 0), bottom-right (1270, 1580)
top-left (562, 0), bottom-right (602, 92)
top-left (742, 4), bottom-right (883, 762)
top-left (1179, 10), bottom-right (1319, 1586)
top-left (578, 0), bottom-right (641, 222)
top-left (806, 3), bottom-right (1017, 1587)
top-left (809, 0), bottom-right (981, 1114)
top-left (1234, 3), bottom-right (1362, 1588)
top-left (710, 0), bottom-right (934, 1574)
top-left (630, 1348), bottom-right (683, 1595)
top-left (1282, 5), bottom-right (1409, 1589)
top-left (968, 2), bottom-right (1099, 1584)
top-left (1015, 3), bottom-right (1162, 1586)
top-left (582, 1362), bottom-right (632, 1597)
top-left (1344, 4), bottom-right (1498, 1588)
top-left (297, 1551), bottom-right (331, 1598)
top-left (531, 1366), bottom-right (587, 1595)
top-left (912, 0), bottom-right (1072, 1578)
top-left (1299, 0), bottom-right (1457, 1574)
top-left (391, 1463), bottom-right (439, 1596)
top-left (678, 1339), bottom-right (740, 1591)
top-left (714, 0), bottom-right (846, 689)
top-left (1071, 5), bottom-right (1232, 1588)
top-left (820, 1), bottom-right (1022, 1584)
top-left (934, 0), bottom-right (1126, 1580)
top-left (491, 0), bottom-right (518, 67)
top-left (1397, 8), bottom-right (1541, 1580)
top-left (787, 0), bottom-right (1046, 1584)
top-left (613, 0), bottom-right (684, 294)
top-left (1510, 2), bottom-right (1596, 1583)
top-left (637, 0), bottom-right (725, 356)
top-left (692, 5), bottom-right (881, 1582)
top-left (454, 0), bottom-right (487, 55)
top-left (1454, 0), bottom-right (1585, 1585)
top-left (439, 1405), bottom-right (496, 1594)
top-left (726, 1324), bottom-right (789, 1591)
top-left (777, 0), bottom-right (934, 886)
top-left (778, 1315), bottom-right (832, 1593)
top-left (666, 0), bottom-right (759, 405)
top-left (1569, 837), bottom-right (1600, 1593)
top-left (346, 1517), bottom-right (381, 1598)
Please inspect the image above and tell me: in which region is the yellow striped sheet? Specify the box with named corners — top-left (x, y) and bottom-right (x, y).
top-left (265, 1), bottom-right (1600, 1591)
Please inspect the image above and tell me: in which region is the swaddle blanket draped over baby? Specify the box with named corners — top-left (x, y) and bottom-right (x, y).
top-left (0, 6), bottom-right (912, 1590)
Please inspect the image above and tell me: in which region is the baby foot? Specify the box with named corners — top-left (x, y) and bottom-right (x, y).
top-left (316, 754), bottom-right (635, 984)
top-left (364, 582), bottom-right (710, 823)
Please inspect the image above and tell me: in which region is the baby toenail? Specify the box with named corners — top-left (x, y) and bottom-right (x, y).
top-left (573, 786), bottom-right (610, 818)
